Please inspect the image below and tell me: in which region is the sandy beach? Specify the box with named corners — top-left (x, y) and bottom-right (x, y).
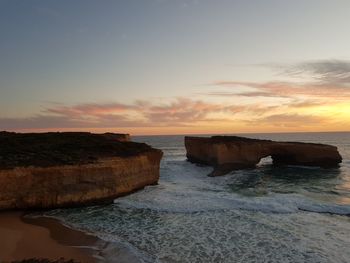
top-left (0, 212), bottom-right (98, 262)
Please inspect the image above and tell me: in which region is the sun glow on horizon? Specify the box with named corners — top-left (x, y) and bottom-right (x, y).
top-left (1, 1), bottom-right (350, 135)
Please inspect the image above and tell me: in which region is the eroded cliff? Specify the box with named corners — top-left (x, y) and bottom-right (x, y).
top-left (0, 132), bottom-right (162, 210)
top-left (185, 136), bottom-right (342, 176)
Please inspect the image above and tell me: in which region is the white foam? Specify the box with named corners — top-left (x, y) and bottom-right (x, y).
top-left (114, 159), bottom-right (350, 216)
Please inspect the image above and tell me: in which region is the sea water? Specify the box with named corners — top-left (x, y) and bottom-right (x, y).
top-left (40, 132), bottom-right (350, 263)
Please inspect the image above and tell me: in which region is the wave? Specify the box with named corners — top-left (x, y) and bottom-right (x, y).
top-left (112, 158), bottom-right (350, 216)
top-left (114, 184), bottom-right (350, 216)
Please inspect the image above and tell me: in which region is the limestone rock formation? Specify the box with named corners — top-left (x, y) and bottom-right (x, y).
top-left (185, 136), bottom-right (342, 176)
top-left (0, 132), bottom-right (162, 210)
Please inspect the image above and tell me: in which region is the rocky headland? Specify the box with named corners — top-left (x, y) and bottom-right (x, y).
top-left (185, 136), bottom-right (342, 176)
top-left (0, 132), bottom-right (163, 210)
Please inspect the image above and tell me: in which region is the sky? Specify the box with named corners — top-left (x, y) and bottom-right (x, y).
top-left (0, 0), bottom-right (350, 135)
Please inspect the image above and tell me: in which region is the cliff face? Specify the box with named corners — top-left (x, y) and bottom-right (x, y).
top-left (0, 152), bottom-right (162, 210)
top-left (0, 132), bottom-right (162, 210)
top-left (185, 136), bottom-right (342, 176)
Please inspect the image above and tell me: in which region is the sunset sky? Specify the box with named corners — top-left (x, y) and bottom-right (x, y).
top-left (1, 0), bottom-right (350, 135)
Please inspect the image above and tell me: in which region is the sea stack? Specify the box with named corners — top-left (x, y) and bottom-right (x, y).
top-left (0, 132), bottom-right (163, 210)
top-left (185, 136), bottom-right (342, 176)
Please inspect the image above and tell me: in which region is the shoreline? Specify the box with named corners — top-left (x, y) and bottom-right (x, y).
top-left (0, 212), bottom-right (99, 262)
top-left (0, 211), bottom-right (145, 263)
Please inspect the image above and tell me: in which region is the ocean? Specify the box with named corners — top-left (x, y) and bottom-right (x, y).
top-left (38, 132), bottom-right (350, 263)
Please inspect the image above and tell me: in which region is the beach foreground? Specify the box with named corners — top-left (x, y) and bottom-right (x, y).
top-left (0, 212), bottom-right (145, 263)
top-left (0, 212), bottom-right (98, 262)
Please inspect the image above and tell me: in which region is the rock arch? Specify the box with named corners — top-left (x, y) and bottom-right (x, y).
top-left (185, 136), bottom-right (342, 176)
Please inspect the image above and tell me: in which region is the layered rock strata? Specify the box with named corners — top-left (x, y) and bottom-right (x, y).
top-left (185, 136), bottom-right (342, 176)
top-left (0, 132), bottom-right (162, 210)
top-left (102, 132), bottom-right (131, 142)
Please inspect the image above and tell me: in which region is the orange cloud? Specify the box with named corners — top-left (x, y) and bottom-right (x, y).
top-left (1, 94), bottom-right (348, 134)
top-left (0, 98), bottom-right (251, 131)
top-left (247, 113), bottom-right (328, 128)
top-left (2, 60), bottom-right (350, 135)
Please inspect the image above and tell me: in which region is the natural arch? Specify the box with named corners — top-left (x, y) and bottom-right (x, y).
top-left (185, 136), bottom-right (342, 176)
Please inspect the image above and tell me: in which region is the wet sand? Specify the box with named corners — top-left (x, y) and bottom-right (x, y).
top-left (0, 212), bottom-right (98, 262)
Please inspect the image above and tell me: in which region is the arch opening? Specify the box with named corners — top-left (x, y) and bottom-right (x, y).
top-left (257, 156), bottom-right (273, 167)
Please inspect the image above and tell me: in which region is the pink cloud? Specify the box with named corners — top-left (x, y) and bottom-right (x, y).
top-left (0, 98), bottom-right (255, 130)
top-left (47, 103), bottom-right (135, 117)
top-left (210, 80), bottom-right (350, 100)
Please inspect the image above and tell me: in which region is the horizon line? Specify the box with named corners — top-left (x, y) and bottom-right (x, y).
top-left (132, 130), bottom-right (350, 137)
top-left (2, 129), bottom-right (350, 137)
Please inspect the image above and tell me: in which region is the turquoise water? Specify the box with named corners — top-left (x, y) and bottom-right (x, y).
top-left (41, 132), bottom-right (350, 263)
